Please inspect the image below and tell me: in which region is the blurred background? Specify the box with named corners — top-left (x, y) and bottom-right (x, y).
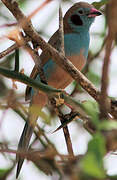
top-left (0, 0), bottom-right (117, 179)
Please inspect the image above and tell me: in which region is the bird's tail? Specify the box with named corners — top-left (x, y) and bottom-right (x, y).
top-left (16, 92), bottom-right (47, 178)
top-left (16, 112), bottom-right (38, 179)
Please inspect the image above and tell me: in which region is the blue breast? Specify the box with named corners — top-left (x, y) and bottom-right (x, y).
top-left (32, 32), bottom-right (90, 96)
top-left (43, 32), bottom-right (89, 79)
top-left (64, 32), bottom-right (89, 58)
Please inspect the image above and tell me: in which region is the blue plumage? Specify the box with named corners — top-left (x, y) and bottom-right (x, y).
top-left (36, 31), bottom-right (89, 82)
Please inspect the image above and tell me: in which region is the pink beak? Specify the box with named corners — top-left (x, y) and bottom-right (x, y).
top-left (88, 8), bottom-right (102, 17)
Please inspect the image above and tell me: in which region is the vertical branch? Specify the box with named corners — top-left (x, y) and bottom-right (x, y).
top-left (58, 3), bottom-right (74, 157)
top-left (99, 34), bottom-right (112, 119)
top-left (99, 0), bottom-right (117, 119)
top-left (58, 4), bottom-right (65, 55)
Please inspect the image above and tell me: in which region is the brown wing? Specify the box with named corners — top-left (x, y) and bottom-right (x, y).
top-left (25, 30), bottom-right (59, 101)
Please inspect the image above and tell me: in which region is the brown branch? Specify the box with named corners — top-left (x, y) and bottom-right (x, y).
top-left (99, 34), bottom-right (112, 119)
top-left (58, 4), bottom-right (74, 157)
top-left (59, 111), bottom-right (74, 157)
top-left (0, 22), bottom-right (17, 28)
top-left (58, 4), bottom-right (64, 55)
top-left (0, 36), bottom-right (30, 59)
top-left (0, 43), bottom-right (18, 59)
top-left (99, 0), bottom-right (117, 119)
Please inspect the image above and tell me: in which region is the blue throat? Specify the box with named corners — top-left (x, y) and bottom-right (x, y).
top-left (43, 31), bottom-right (90, 78)
top-left (64, 31), bottom-right (90, 58)
top-left (32, 31), bottom-right (90, 96)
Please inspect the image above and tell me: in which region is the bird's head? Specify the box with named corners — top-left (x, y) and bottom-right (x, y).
top-left (64, 2), bottom-right (102, 33)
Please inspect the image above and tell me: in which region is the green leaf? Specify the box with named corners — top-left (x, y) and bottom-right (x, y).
top-left (0, 168), bottom-right (11, 178)
top-left (98, 120), bottom-right (117, 131)
top-left (92, 0), bottom-right (108, 9)
top-left (82, 101), bottom-right (99, 127)
top-left (18, 0), bottom-right (28, 9)
top-left (88, 133), bottom-right (106, 157)
top-left (81, 152), bottom-right (105, 178)
top-left (80, 133), bottom-right (106, 178)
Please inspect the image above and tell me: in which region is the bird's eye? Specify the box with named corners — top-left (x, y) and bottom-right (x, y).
top-left (78, 10), bottom-right (84, 15)
top-left (71, 14), bottom-right (83, 26)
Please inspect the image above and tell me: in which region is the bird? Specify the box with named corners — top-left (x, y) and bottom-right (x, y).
top-left (16, 2), bottom-right (102, 178)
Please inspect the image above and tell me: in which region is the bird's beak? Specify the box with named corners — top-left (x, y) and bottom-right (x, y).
top-left (88, 8), bottom-right (102, 17)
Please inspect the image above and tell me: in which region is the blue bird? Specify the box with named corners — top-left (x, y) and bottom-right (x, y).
top-left (16, 2), bottom-right (101, 178)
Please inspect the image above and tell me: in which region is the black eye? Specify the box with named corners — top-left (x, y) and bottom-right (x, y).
top-left (71, 14), bottom-right (83, 26)
top-left (78, 10), bottom-right (84, 15)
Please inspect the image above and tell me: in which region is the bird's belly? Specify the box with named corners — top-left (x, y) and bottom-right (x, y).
top-left (32, 54), bottom-right (86, 107)
top-left (47, 54), bottom-right (86, 89)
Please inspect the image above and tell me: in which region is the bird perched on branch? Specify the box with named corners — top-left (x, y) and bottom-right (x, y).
top-left (16, 2), bottom-right (101, 178)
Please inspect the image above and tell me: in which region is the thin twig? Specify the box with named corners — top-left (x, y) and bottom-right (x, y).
top-left (0, 43), bottom-right (18, 59)
top-left (0, 36), bottom-right (30, 59)
top-left (58, 4), bottom-right (74, 157)
top-left (58, 4), bottom-right (65, 55)
top-left (0, 22), bottom-right (17, 28)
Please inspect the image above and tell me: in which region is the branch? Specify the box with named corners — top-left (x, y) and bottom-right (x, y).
top-left (0, 67), bottom-right (61, 94)
top-left (99, 34), bottom-right (112, 119)
top-left (0, 36), bottom-right (30, 59)
top-left (0, 43), bottom-right (18, 59)
top-left (58, 4), bottom-right (64, 55)
top-left (99, 0), bottom-right (117, 119)
top-left (57, 4), bottom-right (74, 157)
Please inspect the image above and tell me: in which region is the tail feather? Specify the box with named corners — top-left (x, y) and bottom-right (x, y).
top-left (16, 94), bottom-right (42, 178)
top-left (16, 122), bottom-right (34, 178)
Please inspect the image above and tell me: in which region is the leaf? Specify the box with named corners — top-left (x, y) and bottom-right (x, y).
top-left (92, 0), bottom-right (108, 9)
top-left (80, 133), bottom-right (106, 178)
top-left (98, 120), bottom-right (117, 131)
top-left (18, 0), bottom-right (28, 8)
top-left (0, 167), bottom-right (12, 178)
top-left (88, 133), bottom-right (106, 157)
top-left (81, 153), bottom-right (105, 178)
top-left (82, 101), bottom-right (99, 127)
